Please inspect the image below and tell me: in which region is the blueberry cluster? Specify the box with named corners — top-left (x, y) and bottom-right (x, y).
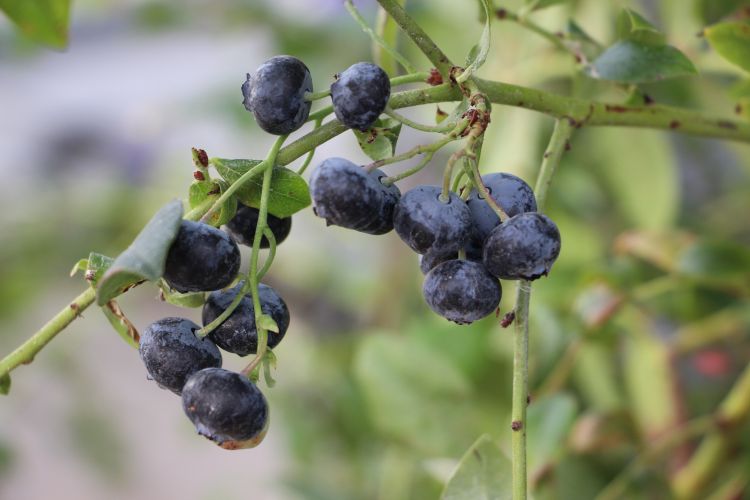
top-left (311, 168), bottom-right (561, 325)
top-left (139, 211), bottom-right (292, 449)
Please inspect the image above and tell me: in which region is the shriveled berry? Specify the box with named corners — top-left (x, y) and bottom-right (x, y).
top-left (422, 260), bottom-right (502, 325)
top-left (309, 157), bottom-right (400, 234)
top-left (393, 185), bottom-right (472, 255)
top-left (202, 282), bottom-right (290, 356)
top-left (483, 212), bottom-right (561, 280)
top-left (182, 368), bottom-right (269, 450)
top-left (331, 62), bottom-right (390, 131)
top-left (242, 55), bottom-right (313, 135)
top-left (225, 202), bottom-right (292, 248)
top-left (163, 220), bottom-right (241, 293)
top-left (139, 317), bottom-right (222, 395)
top-left (466, 173), bottom-right (537, 251)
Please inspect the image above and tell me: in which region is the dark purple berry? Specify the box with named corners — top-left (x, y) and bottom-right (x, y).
top-left (393, 185), bottom-right (472, 255)
top-left (309, 157), bottom-right (400, 235)
top-left (138, 317), bottom-right (222, 395)
top-left (182, 368), bottom-right (269, 450)
top-left (202, 282), bottom-right (290, 356)
top-left (483, 212), bottom-right (561, 280)
top-left (242, 55), bottom-right (313, 135)
top-left (225, 202), bottom-right (292, 248)
top-left (331, 62), bottom-right (390, 131)
top-left (467, 173), bottom-right (537, 251)
top-left (422, 260), bottom-right (502, 325)
top-left (163, 220), bottom-right (241, 293)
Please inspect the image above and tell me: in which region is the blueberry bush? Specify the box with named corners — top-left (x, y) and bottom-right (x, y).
top-left (2, 0), bottom-right (750, 498)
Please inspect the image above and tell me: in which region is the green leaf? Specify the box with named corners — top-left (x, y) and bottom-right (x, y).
top-left (441, 435), bottom-right (512, 500)
top-left (352, 117), bottom-right (402, 161)
top-left (705, 22), bottom-right (750, 73)
top-left (458, 0), bottom-right (491, 82)
top-left (677, 240), bottom-right (750, 287)
top-left (211, 159), bottom-right (311, 218)
top-left (527, 394), bottom-right (578, 476)
top-left (188, 180), bottom-right (237, 227)
top-left (158, 281), bottom-right (205, 308)
top-left (0, 373), bottom-right (10, 396)
top-left (101, 300), bottom-right (139, 349)
top-left (84, 253), bottom-right (115, 285)
top-left (586, 40), bottom-right (697, 83)
top-left (524, 0), bottom-right (569, 11)
top-left (695, 0), bottom-right (750, 25)
top-left (0, 0), bottom-right (71, 48)
top-left (354, 333), bottom-right (471, 453)
top-left (615, 8), bottom-right (665, 45)
top-left (258, 314), bottom-right (280, 333)
top-left (96, 200), bottom-right (183, 306)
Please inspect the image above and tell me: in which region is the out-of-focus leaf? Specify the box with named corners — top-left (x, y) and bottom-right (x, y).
top-left (705, 22), bottom-right (750, 73)
top-left (573, 342), bottom-right (624, 411)
top-left (188, 180), bottom-right (237, 227)
top-left (525, 0), bottom-right (569, 11)
top-left (352, 117), bottom-right (402, 161)
top-left (458, 0), bottom-right (491, 82)
top-left (586, 40), bottom-right (697, 83)
top-left (441, 435), bottom-right (512, 500)
top-left (677, 240), bottom-right (750, 287)
top-left (566, 19), bottom-right (603, 61)
top-left (0, 0), bottom-right (71, 49)
top-left (354, 333), bottom-right (471, 453)
top-left (554, 456), bottom-right (609, 500)
top-left (96, 200), bottom-right (183, 306)
top-left (527, 394), bottom-right (578, 476)
top-left (694, 0), bottom-right (750, 25)
top-left (574, 283), bottom-right (625, 328)
top-left (0, 373), bottom-right (10, 396)
top-left (614, 231), bottom-right (696, 271)
top-left (212, 159), bottom-right (311, 218)
top-left (374, 1), bottom-right (404, 77)
top-left (616, 8), bottom-right (665, 45)
top-left (591, 129), bottom-right (678, 229)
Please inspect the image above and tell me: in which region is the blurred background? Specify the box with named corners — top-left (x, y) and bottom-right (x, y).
top-left (1, 0), bottom-right (749, 498)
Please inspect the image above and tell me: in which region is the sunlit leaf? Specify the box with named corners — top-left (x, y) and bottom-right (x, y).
top-left (705, 22), bottom-right (750, 73)
top-left (96, 200), bottom-right (183, 306)
top-left (441, 435), bottom-right (512, 500)
top-left (0, 0), bottom-right (71, 48)
top-left (586, 40), bottom-right (697, 83)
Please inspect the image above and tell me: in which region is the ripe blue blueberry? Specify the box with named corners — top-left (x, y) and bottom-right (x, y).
top-left (202, 282), bottom-right (290, 356)
top-left (225, 202), bottom-right (292, 248)
top-left (330, 62), bottom-right (391, 131)
top-left (309, 157), bottom-right (400, 234)
top-left (466, 172), bottom-right (537, 253)
top-left (422, 260), bottom-right (502, 325)
top-left (182, 368), bottom-right (269, 450)
top-left (393, 185), bottom-right (472, 255)
top-left (482, 212), bottom-right (561, 280)
top-left (163, 220), bottom-right (241, 293)
top-left (138, 317), bottom-right (222, 395)
top-left (242, 55), bottom-right (313, 135)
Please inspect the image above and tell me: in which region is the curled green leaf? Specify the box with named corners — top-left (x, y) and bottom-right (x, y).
top-left (457, 0), bottom-right (492, 83)
top-left (586, 39), bottom-right (697, 83)
top-left (705, 21), bottom-right (750, 73)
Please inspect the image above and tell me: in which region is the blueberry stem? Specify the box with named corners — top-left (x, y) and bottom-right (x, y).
top-left (304, 89), bottom-right (331, 102)
top-left (384, 106), bottom-right (459, 133)
top-left (256, 228), bottom-right (277, 281)
top-left (0, 286), bottom-right (97, 382)
top-left (345, 0), bottom-right (417, 74)
top-left (382, 150), bottom-right (435, 185)
top-left (533, 119), bottom-right (574, 211)
top-left (297, 118), bottom-right (322, 175)
top-left (511, 279), bottom-right (531, 500)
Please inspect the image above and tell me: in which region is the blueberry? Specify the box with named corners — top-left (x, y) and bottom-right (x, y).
top-left (138, 317), bottom-right (222, 395)
top-left (422, 260), bottom-right (502, 325)
top-left (225, 202), bottom-right (292, 248)
top-left (392, 185), bottom-right (472, 255)
top-left (482, 212), bottom-right (561, 280)
top-left (466, 173), bottom-right (537, 252)
top-left (202, 281), bottom-right (290, 356)
top-left (330, 62), bottom-right (390, 131)
top-left (182, 368), bottom-right (269, 450)
top-left (309, 157), bottom-right (400, 235)
top-left (163, 220), bottom-right (241, 293)
top-left (242, 55), bottom-right (313, 135)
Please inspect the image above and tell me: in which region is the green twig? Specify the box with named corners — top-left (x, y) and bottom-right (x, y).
top-left (304, 89), bottom-right (331, 102)
top-left (511, 280), bottom-right (532, 500)
top-left (385, 106), bottom-right (458, 133)
top-left (535, 119), bottom-right (574, 211)
top-left (0, 287), bottom-right (97, 378)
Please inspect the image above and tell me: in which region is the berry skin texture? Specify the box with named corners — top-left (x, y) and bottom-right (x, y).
top-left (393, 185), bottom-right (472, 255)
top-left (163, 220), bottom-right (241, 293)
top-left (467, 172), bottom-right (537, 249)
top-left (242, 55), bottom-right (313, 135)
top-left (182, 368), bottom-right (269, 450)
top-left (422, 260), bottom-right (502, 325)
top-left (202, 282), bottom-right (290, 356)
top-left (138, 317), bottom-right (222, 395)
top-left (225, 202), bottom-right (292, 248)
top-left (330, 62), bottom-right (391, 131)
top-left (309, 157), bottom-right (400, 235)
top-left (483, 212), bottom-right (562, 280)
